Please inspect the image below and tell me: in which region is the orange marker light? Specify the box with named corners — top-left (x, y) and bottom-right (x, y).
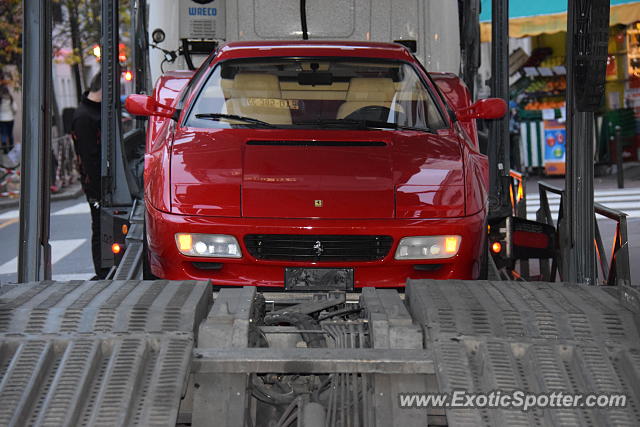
top-left (444, 236), bottom-right (458, 254)
top-left (517, 183), bottom-right (524, 202)
top-left (178, 234), bottom-right (192, 252)
top-left (121, 224), bottom-right (128, 235)
top-left (124, 70), bottom-right (133, 81)
top-left (491, 242), bottom-right (502, 253)
top-left (111, 243), bottom-right (122, 254)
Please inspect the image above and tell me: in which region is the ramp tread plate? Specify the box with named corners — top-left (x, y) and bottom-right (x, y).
top-left (0, 280), bottom-right (211, 427)
top-left (406, 280), bottom-right (639, 345)
top-left (0, 280), bottom-right (211, 335)
top-left (407, 280), bottom-right (640, 427)
top-left (0, 334), bottom-right (192, 427)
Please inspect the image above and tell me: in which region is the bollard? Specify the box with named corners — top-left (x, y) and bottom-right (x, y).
top-left (615, 126), bottom-right (624, 189)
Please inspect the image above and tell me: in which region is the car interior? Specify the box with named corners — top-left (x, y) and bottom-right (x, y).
top-left (187, 60), bottom-right (446, 129)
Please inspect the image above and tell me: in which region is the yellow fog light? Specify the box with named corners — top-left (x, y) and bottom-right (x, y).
top-left (175, 233), bottom-right (242, 258)
top-left (394, 236), bottom-right (461, 260)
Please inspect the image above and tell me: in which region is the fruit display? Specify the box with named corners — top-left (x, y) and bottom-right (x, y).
top-left (523, 76), bottom-right (566, 95)
top-left (522, 98), bottom-right (565, 111)
top-left (538, 56), bottom-right (566, 68)
top-left (511, 48), bottom-right (568, 116)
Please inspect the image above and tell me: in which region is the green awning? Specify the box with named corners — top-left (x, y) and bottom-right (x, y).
top-left (480, 0), bottom-right (640, 41)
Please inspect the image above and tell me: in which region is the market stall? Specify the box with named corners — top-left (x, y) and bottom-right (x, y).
top-left (480, 0), bottom-right (640, 175)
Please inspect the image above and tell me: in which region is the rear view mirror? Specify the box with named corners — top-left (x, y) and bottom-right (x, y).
top-left (125, 94), bottom-right (177, 119)
top-left (297, 72), bottom-right (333, 86)
top-left (456, 98), bottom-right (507, 121)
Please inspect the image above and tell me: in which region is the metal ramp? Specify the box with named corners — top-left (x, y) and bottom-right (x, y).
top-left (0, 280), bottom-right (211, 427)
top-left (1, 279), bottom-right (639, 426)
top-left (406, 280), bottom-right (640, 427)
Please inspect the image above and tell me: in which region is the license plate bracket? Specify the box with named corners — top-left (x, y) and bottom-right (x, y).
top-left (284, 267), bottom-right (354, 291)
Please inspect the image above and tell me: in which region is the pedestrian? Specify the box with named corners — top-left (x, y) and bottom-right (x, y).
top-left (71, 72), bottom-right (109, 279)
top-left (0, 83), bottom-right (17, 155)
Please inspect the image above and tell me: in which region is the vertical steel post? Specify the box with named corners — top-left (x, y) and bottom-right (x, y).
top-left (460, 0), bottom-right (481, 95)
top-left (18, 0), bottom-right (52, 282)
top-left (565, 0), bottom-right (595, 284)
top-left (615, 126), bottom-right (625, 189)
top-left (101, 0), bottom-right (131, 207)
top-left (488, 0), bottom-right (511, 219)
top-left (132, 0), bottom-right (151, 96)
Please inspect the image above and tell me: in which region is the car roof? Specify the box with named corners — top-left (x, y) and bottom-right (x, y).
top-left (214, 40), bottom-right (416, 62)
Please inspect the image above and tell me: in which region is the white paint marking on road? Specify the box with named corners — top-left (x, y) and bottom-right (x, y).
top-left (52, 202), bottom-right (90, 216)
top-left (527, 195), bottom-right (640, 205)
top-left (527, 201), bottom-right (640, 211)
top-left (0, 239), bottom-right (87, 275)
top-left (0, 201), bottom-right (88, 221)
top-left (0, 209), bottom-right (19, 220)
top-left (527, 209), bottom-right (640, 220)
top-left (527, 188), bottom-right (640, 200)
top-left (52, 272), bottom-right (94, 281)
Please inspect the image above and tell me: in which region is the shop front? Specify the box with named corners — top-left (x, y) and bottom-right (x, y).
top-left (480, 0), bottom-right (640, 175)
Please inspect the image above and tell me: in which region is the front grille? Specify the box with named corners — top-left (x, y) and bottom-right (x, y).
top-left (244, 235), bottom-right (393, 262)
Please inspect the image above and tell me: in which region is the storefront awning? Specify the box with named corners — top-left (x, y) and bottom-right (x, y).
top-left (480, 0), bottom-right (640, 42)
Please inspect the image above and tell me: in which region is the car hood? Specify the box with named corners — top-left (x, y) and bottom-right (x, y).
top-left (170, 128), bottom-right (465, 218)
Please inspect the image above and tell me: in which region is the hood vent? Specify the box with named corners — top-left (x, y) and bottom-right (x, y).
top-left (247, 140), bottom-right (387, 147)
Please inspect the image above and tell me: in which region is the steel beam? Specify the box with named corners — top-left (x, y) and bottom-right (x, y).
top-left (488, 0), bottom-right (511, 218)
top-left (18, 0), bottom-right (52, 282)
top-left (192, 348), bottom-right (435, 374)
top-left (565, 0), bottom-right (598, 284)
top-left (101, 0), bottom-right (132, 207)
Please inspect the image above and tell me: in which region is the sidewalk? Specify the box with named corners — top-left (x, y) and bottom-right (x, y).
top-left (0, 182), bottom-right (83, 211)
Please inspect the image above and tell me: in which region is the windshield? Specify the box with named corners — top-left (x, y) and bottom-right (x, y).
top-left (184, 58), bottom-right (447, 130)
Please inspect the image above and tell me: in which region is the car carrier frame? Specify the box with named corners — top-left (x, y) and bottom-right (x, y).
top-left (4, 0), bottom-right (638, 426)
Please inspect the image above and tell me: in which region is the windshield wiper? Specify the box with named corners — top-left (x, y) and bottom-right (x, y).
top-left (194, 113), bottom-right (277, 128)
top-left (296, 118), bottom-right (434, 133)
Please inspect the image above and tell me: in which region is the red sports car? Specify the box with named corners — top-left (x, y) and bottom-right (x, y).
top-left (126, 41), bottom-right (505, 289)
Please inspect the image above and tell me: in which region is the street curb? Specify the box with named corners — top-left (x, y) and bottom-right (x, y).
top-left (0, 185), bottom-right (84, 211)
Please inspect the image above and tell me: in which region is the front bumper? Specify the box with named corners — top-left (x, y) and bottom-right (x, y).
top-left (146, 204), bottom-right (486, 287)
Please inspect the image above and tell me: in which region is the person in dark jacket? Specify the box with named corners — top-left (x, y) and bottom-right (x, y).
top-left (71, 72), bottom-right (109, 279)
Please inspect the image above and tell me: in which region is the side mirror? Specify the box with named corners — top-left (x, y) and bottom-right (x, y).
top-left (125, 94), bottom-right (176, 119)
top-left (456, 98), bottom-right (507, 121)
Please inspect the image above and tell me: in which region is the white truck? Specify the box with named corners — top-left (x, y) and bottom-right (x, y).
top-left (148, 0), bottom-right (461, 84)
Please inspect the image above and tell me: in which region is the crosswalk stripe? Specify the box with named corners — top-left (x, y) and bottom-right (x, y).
top-left (52, 272), bottom-right (94, 281)
top-left (527, 201), bottom-right (640, 211)
top-left (527, 189), bottom-right (640, 199)
top-left (0, 239), bottom-right (87, 275)
top-left (526, 209), bottom-right (640, 220)
top-left (52, 203), bottom-right (90, 216)
top-left (527, 195), bottom-right (640, 204)
top-left (0, 201), bottom-right (89, 220)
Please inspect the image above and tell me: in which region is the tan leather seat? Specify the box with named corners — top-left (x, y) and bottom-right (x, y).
top-left (225, 73), bottom-right (292, 124)
top-left (336, 78), bottom-right (397, 119)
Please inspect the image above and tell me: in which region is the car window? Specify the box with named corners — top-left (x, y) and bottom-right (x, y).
top-left (184, 58), bottom-right (447, 130)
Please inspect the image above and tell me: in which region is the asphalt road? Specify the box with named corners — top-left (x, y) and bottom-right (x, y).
top-left (0, 196), bottom-right (94, 284)
top-left (0, 192), bottom-right (638, 285)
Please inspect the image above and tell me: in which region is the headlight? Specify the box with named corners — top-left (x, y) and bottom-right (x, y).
top-left (175, 233), bottom-right (242, 258)
top-left (394, 235), bottom-right (461, 260)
